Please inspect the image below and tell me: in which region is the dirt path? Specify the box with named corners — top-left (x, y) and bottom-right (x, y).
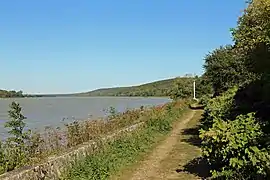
top-left (128, 110), bottom-right (196, 180)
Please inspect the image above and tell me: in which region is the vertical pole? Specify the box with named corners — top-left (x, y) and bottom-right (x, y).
top-left (193, 80), bottom-right (196, 99)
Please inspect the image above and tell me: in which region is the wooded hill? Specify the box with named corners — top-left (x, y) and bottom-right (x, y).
top-left (1, 75), bottom-right (211, 99)
top-left (79, 78), bottom-right (176, 97)
top-left (78, 76), bottom-right (211, 98)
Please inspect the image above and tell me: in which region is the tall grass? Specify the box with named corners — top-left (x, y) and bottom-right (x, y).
top-left (0, 101), bottom-right (187, 175)
top-left (62, 100), bottom-right (187, 180)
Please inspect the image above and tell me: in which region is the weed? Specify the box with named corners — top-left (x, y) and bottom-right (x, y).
top-left (63, 100), bottom-right (188, 180)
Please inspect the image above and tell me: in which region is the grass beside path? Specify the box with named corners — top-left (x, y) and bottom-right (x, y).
top-left (114, 110), bottom-right (210, 180)
top-left (62, 101), bottom-right (189, 180)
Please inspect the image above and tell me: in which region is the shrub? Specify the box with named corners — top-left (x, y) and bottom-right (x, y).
top-left (200, 113), bottom-right (270, 179)
top-left (198, 94), bottom-right (211, 106)
top-left (145, 111), bottom-right (172, 133)
top-left (0, 102), bottom-right (31, 173)
top-left (201, 87), bottom-right (238, 130)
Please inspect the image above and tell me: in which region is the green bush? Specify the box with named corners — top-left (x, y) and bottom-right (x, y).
top-left (201, 87), bottom-right (238, 130)
top-left (145, 112), bottom-right (172, 133)
top-left (200, 87), bottom-right (270, 179)
top-left (198, 94), bottom-right (211, 106)
top-left (198, 0), bottom-right (270, 179)
top-left (200, 112), bottom-right (270, 179)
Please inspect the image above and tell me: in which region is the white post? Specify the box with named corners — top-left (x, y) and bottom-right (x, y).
top-left (193, 80), bottom-right (196, 100)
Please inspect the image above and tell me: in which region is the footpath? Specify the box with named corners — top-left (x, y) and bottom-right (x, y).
top-left (112, 110), bottom-right (208, 180)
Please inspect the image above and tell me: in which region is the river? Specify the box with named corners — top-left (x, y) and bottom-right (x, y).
top-left (0, 97), bottom-right (170, 138)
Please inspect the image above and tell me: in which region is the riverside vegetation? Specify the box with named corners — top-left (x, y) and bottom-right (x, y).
top-left (0, 90), bottom-right (24, 98)
top-left (193, 0), bottom-right (270, 179)
top-left (62, 100), bottom-right (188, 179)
top-left (5, 1), bottom-right (270, 179)
top-left (0, 98), bottom-right (190, 178)
top-left (0, 70), bottom-right (210, 177)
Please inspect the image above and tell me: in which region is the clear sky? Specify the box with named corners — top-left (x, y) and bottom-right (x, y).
top-left (1, 0), bottom-right (247, 94)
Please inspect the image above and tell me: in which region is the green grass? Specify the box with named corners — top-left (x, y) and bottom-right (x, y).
top-left (113, 110), bottom-right (207, 180)
top-left (62, 101), bottom-right (187, 180)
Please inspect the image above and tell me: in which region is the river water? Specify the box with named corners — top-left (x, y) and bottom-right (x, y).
top-left (0, 97), bottom-right (170, 138)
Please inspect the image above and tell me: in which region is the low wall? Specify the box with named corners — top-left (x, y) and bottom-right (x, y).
top-left (0, 122), bottom-right (144, 180)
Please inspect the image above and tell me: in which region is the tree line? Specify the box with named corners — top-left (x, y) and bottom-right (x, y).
top-left (198, 0), bottom-right (270, 179)
top-left (0, 90), bottom-right (44, 98)
top-left (0, 90), bottom-right (24, 98)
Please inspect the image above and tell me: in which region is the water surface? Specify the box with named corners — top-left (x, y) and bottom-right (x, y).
top-left (0, 97), bottom-right (170, 137)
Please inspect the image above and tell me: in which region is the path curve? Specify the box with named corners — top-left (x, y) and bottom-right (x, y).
top-left (129, 110), bottom-right (195, 180)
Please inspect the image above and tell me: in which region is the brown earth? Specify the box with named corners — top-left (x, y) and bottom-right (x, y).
top-left (112, 110), bottom-right (208, 180)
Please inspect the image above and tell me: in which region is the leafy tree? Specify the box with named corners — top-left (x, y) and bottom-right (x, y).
top-left (4, 102), bottom-right (31, 171)
top-left (170, 77), bottom-right (193, 100)
top-left (199, 0), bottom-right (270, 179)
top-left (203, 45), bottom-right (246, 96)
top-left (231, 0), bottom-right (270, 125)
top-left (195, 74), bottom-right (213, 98)
top-left (232, 0), bottom-right (270, 76)
top-left (5, 102), bottom-right (30, 143)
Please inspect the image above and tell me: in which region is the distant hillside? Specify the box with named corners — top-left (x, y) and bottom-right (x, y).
top-left (1, 76), bottom-right (208, 99)
top-left (79, 77), bottom-right (191, 97)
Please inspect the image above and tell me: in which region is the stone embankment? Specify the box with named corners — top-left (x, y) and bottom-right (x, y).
top-left (0, 122), bottom-right (144, 180)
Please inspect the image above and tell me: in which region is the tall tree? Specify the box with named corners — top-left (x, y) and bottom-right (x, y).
top-left (232, 0), bottom-right (270, 76)
top-left (203, 45), bottom-right (244, 96)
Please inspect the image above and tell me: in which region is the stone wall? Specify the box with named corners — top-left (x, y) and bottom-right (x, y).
top-left (0, 122), bottom-right (144, 180)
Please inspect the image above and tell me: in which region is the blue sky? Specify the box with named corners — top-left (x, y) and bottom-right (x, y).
top-left (1, 0), bottom-right (247, 94)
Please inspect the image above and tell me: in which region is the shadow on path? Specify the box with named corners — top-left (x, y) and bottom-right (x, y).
top-left (177, 113), bottom-right (211, 179)
top-left (176, 157), bottom-right (211, 179)
top-left (181, 125), bottom-right (202, 148)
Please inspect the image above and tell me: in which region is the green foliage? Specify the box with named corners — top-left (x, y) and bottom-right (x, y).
top-left (108, 106), bottom-right (117, 116)
top-left (81, 78), bottom-right (178, 97)
top-left (105, 106), bottom-right (119, 120)
top-left (145, 112), bottom-right (172, 133)
top-left (201, 87), bottom-right (238, 130)
top-left (198, 94), bottom-right (211, 106)
top-left (199, 1), bottom-right (270, 179)
top-left (232, 0), bottom-right (270, 58)
top-left (203, 45), bottom-right (247, 96)
top-left (79, 76), bottom-right (210, 99)
top-left (0, 102), bottom-right (31, 173)
top-left (64, 129), bottom-right (157, 180)
top-left (0, 101), bottom-right (181, 175)
top-left (200, 113), bottom-right (270, 179)
top-left (0, 90), bottom-right (24, 98)
top-left (195, 74), bottom-right (214, 98)
top-left (231, 0), bottom-right (270, 85)
top-left (5, 102), bottom-right (30, 144)
top-left (169, 77), bottom-right (193, 100)
top-left (63, 101), bottom-right (187, 180)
